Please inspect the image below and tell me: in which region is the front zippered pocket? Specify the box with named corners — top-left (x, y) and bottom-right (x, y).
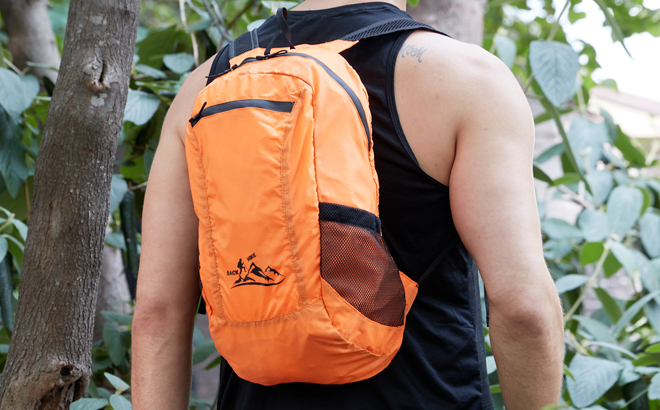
top-left (190, 99), bottom-right (295, 127)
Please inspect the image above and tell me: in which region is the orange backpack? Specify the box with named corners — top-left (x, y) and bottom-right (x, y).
top-left (185, 10), bottom-right (440, 385)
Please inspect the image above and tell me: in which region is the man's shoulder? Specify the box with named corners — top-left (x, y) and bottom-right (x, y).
top-left (398, 30), bottom-right (518, 104)
top-left (396, 29), bottom-right (529, 131)
top-left (167, 54), bottom-right (217, 143)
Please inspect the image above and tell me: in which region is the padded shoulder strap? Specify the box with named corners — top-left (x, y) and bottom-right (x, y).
top-left (341, 17), bottom-right (447, 41)
top-left (206, 29), bottom-right (259, 86)
top-left (207, 14), bottom-right (448, 85)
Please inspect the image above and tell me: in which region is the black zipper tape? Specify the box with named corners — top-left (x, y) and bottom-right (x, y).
top-left (190, 99), bottom-right (294, 127)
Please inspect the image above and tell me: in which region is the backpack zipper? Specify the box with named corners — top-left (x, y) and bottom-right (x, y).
top-left (189, 99), bottom-right (294, 127)
top-left (206, 51), bottom-right (372, 150)
top-left (281, 52), bottom-right (372, 151)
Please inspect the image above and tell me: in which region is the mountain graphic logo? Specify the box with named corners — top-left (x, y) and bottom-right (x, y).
top-left (231, 258), bottom-right (284, 289)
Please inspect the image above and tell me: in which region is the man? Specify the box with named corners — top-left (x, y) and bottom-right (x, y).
top-left (132, 0), bottom-right (564, 408)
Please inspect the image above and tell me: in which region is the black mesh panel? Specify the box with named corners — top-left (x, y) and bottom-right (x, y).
top-left (319, 204), bottom-right (406, 327)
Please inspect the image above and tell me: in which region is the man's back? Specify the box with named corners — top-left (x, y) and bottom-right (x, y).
top-left (131, 1), bottom-right (564, 409)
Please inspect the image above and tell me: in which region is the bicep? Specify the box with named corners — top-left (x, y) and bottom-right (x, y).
top-left (135, 58), bottom-right (215, 314)
top-left (136, 107), bottom-right (200, 315)
top-left (448, 67), bottom-right (550, 310)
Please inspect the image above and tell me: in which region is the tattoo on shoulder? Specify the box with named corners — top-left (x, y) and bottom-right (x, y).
top-left (400, 44), bottom-right (428, 63)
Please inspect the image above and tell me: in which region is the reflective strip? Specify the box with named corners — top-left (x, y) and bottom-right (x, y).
top-left (190, 99), bottom-right (294, 127)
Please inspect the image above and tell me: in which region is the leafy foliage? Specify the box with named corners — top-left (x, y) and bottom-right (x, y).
top-left (483, 0), bottom-right (660, 408)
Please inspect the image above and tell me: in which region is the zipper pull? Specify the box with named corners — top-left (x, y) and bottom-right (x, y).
top-left (189, 101), bottom-right (208, 126)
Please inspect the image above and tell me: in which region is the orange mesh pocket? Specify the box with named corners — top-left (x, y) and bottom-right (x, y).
top-left (319, 203), bottom-right (405, 327)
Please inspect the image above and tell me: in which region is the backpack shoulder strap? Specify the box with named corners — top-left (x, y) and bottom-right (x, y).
top-left (207, 13), bottom-right (449, 85)
top-left (340, 17), bottom-right (448, 41)
top-left (206, 28), bottom-right (260, 86)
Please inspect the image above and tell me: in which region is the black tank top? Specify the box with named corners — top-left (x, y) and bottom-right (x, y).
top-left (213, 4), bottom-right (493, 409)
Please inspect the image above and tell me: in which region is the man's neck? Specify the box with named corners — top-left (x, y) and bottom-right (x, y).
top-left (292, 0), bottom-right (406, 12)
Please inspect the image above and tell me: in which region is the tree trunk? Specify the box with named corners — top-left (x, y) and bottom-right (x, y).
top-left (408, 0), bottom-right (486, 45)
top-left (0, 0), bottom-right (139, 407)
top-left (0, 0), bottom-right (61, 84)
top-left (93, 246), bottom-right (131, 343)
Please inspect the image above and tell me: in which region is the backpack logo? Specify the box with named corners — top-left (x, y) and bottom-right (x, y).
top-left (227, 253), bottom-right (285, 288)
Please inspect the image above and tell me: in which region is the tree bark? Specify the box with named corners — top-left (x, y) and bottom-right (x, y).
top-left (0, 0), bottom-right (139, 407)
top-left (0, 0), bottom-right (61, 83)
top-left (408, 0), bottom-right (486, 45)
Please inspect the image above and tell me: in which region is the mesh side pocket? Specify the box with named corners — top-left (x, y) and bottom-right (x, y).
top-left (319, 203), bottom-right (405, 327)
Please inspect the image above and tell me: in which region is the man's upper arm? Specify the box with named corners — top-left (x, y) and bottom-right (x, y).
top-left (445, 48), bottom-right (554, 312)
top-left (135, 57), bottom-right (215, 315)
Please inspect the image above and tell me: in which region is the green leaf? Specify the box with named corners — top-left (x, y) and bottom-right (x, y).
top-left (70, 398), bottom-right (109, 410)
top-left (494, 34), bottom-right (516, 68)
top-left (550, 173), bottom-right (581, 187)
top-left (0, 108), bottom-right (28, 198)
top-left (0, 236), bottom-right (7, 262)
top-left (136, 26), bottom-right (182, 68)
top-left (588, 341), bottom-right (637, 359)
top-left (641, 212), bottom-right (660, 258)
top-left (104, 372), bottom-right (130, 394)
top-left (192, 340), bottom-right (218, 366)
top-left (592, 0), bottom-right (632, 58)
top-left (101, 311), bottom-right (133, 326)
top-left (109, 394), bottom-right (132, 410)
top-left (123, 90), bottom-right (160, 126)
top-left (204, 355), bottom-right (223, 370)
top-left (578, 211), bottom-right (610, 243)
top-left (640, 187), bottom-right (653, 216)
top-left (543, 218), bottom-right (583, 240)
top-left (607, 186), bottom-right (643, 241)
top-left (603, 251), bottom-right (623, 278)
top-left (247, 19), bottom-right (267, 31)
top-left (567, 118), bottom-right (609, 172)
top-left (645, 302), bottom-right (660, 336)
top-left (533, 165), bottom-right (553, 184)
top-left (586, 171), bottom-right (613, 206)
top-left (103, 323), bottom-right (128, 366)
top-left (11, 219), bottom-right (27, 240)
top-left (594, 288), bottom-right (622, 323)
top-left (261, 1), bottom-right (299, 9)
top-left (529, 41), bottom-right (580, 107)
top-left (580, 242), bottom-right (605, 266)
top-left (0, 69), bottom-right (39, 117)
top-left (186, 14), bottom-right (212, 33)
top-left (144, 148), bottom-right (155, 177)
top-left (649, 373), bottom-right (660, 400)
top-left (540, 99), bottom-right (586, 187)
top-left (192, 327), bottom-right (206, 348)
top-left (110, 175), bottom-right (128, 213)
top-left (613, 290), bottom-right (660, 337)
top-left (543, 238), bottom-right (573, 260)
top-left (574, 315), bottom-right (617, 345)
top-left (555, 274), bottom-right (588, 294)
top-left (535, 142), bottom-right (564, 164)
top-left (615, 130), bottom-right (646, 168)
top-left (566, 355), bottom-right (623, 408)
top-left (134, 64), bottom-right (167, 79)
top-left (163, 53), bottom-right (195, 74)
top-left (105, 232), bottom-right (126, 250)
top-left (609, 241), bottom-right (637, 275)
